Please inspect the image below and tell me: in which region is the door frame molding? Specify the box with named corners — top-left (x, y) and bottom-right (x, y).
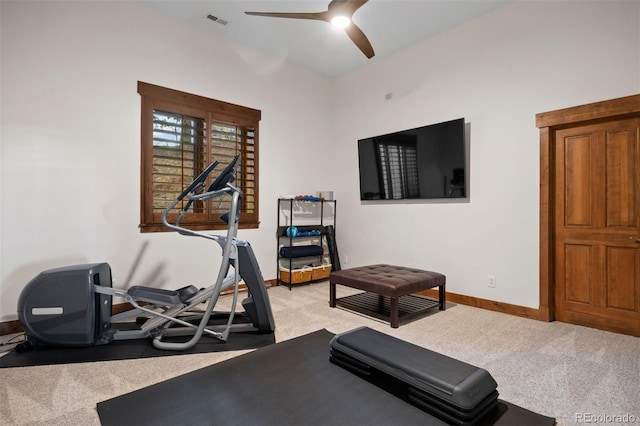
top-left (536, 94), bottom-right (640, 321)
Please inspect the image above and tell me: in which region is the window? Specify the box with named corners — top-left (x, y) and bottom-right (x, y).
top-left (376, 141), bottom-right (419, 199)
top-left (138, 82), bottom-right (261, 232)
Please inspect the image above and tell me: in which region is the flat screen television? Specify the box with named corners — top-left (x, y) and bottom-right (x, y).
top-left (358, 118), bottom-right (466, 200)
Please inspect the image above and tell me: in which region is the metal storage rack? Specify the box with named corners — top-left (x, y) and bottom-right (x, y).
top-left (277, 198), bottom-right (337, 289)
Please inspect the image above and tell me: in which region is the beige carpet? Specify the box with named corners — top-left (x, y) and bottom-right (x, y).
top-left (1, 282), bottom-right (638, 426)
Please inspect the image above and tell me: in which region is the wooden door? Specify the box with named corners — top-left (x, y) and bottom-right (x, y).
top-left (553, 117), bottom-right (640, 335)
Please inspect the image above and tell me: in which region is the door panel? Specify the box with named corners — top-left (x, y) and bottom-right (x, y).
top-left (563, 244), bottom-right (592, 304)
top-left (606, 246), bottom-right (637, 311)
top-left (554, 117), bottom-right (640, 336)
top-left (605, 129), bottom-right (637, 227)
top-left (564, 135), bottom-right (593, 226)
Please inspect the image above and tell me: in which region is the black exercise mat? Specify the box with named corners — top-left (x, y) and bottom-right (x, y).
top-left (0, 325), bottom-right (275, 368)
top-left (97, 329), bottom-right (556, 426)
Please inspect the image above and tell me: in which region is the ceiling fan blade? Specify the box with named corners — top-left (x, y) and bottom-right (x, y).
top-left (244, 11), bottom-right (328, 22)
top-left (328, 0), bottom-right (369, 17)
top-left (344, 22), bottom-right (375, 58)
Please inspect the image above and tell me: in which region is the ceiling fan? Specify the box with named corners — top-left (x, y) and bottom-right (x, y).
top-left (244, 0), bottom-right (375, 59)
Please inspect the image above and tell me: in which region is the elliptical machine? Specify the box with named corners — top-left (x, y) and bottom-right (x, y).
top-left (16, 155), bottom-right (275, 351)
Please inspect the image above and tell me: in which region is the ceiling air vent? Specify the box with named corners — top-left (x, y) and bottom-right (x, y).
top-left (207, 14), bottom-right (228, 26)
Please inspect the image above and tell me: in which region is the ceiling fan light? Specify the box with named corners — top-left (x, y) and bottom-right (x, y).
top-left (330, 15), bottom-right (351, 29)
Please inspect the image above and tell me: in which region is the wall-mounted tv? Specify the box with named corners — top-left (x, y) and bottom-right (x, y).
top-left (358, 118), bottom-right (467, 200)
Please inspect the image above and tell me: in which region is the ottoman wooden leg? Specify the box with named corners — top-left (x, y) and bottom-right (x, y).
top-left (330, 282), bottom-right (336, 308)
top-left (439, 283), bottom-right (446, 310)
top-left (390, 297), bottom-right (399, 328)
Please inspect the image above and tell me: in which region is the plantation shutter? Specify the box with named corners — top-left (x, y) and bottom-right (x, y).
top-left (152, 110), bottom-right (207, 215)
top-left (209, 119), bottom-right (257, 218)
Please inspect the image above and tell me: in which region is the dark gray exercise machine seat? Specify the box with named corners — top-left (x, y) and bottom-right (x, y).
top-left (329, 327), bottom-right (499, 425)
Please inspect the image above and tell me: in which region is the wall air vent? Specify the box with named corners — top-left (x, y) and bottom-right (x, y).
top-left (207, 14), bottom-right (228, 26)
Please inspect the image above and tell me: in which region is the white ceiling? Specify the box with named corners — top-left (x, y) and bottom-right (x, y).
top-left (139, 0), bottom-right (512, 78)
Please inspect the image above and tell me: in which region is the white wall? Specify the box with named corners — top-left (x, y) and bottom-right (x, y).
top-left (331, 0), bottom-right (640, 308)
top-left (1, 0), bottom-right (639, 321)
top-left (0, 0), bottom-right (333, 320)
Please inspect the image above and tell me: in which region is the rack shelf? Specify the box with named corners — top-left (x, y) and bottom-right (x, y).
top-left (277, 198), bottom-right (337, 289)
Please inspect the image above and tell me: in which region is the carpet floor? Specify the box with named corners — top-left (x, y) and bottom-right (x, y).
top-left (1, 282), bottom-right (638, 425)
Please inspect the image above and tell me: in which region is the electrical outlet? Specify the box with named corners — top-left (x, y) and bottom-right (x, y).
top-left (488, 276), bottom-right (496, 288)
top-left (344, 255), bottom-right (349, 264)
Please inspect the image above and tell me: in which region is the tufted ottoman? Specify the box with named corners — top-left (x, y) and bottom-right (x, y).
top-left (329, 264), bottom-right (446, 328)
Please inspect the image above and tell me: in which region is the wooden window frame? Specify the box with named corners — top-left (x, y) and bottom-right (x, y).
top-left (138, 81), bottom-right (261, 233)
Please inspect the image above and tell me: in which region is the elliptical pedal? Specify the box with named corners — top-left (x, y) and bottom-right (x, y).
top-left (127, 286), bottom-right (182, 306)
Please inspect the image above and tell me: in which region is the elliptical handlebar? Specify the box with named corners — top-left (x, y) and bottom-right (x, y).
top-left (154, 154), bottom-right (244, 350)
